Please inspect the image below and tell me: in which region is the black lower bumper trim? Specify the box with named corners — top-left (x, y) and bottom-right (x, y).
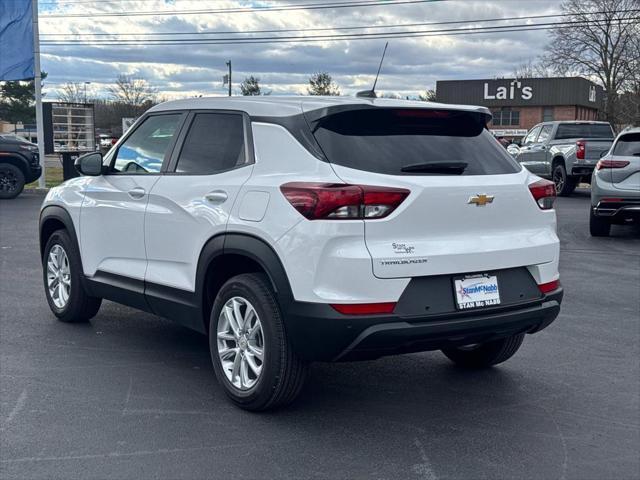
top-left (284, 289), bottom-right (562, 362)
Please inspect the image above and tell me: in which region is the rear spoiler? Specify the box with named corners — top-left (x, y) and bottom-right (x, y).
top-left (303, 104), bottom-right (492, 135)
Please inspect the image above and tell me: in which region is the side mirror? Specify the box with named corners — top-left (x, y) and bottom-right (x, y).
top-left (75, 152), bottom-right (103, 176)
top-left (507, 144), bottom-right (521, 156)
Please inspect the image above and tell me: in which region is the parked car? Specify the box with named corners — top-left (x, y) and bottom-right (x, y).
top-left (590, 127), bottom-right (640, 236)
top-left (0, 134), bottom-right (42, 199)
top-left (39, 97), bottom-right (563, 410)
top-left (514, 121), bottom-right (614, 196)
top-left (98, 134), bottom-right (118, 149)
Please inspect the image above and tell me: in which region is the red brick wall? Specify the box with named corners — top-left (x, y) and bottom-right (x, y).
top-left (489, 105), bottom-right (600, 131)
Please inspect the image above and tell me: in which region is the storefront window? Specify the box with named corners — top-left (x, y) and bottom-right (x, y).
top-left (492, 108), bottom-right (520, 126)
top-left (543, 107), bottom-right (554, 122)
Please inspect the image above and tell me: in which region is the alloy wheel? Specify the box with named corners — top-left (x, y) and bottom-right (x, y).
top-left (553, 167), bottom-right (565, 194)
top-left (47, 244), bottom-right (71, 309)
top-left (217, 296), bottom-right (264, 390)
top-left (0, 167), bottom-right (18, 193)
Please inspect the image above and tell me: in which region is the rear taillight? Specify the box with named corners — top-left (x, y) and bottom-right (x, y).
top-left (528, 179), bottom-right (556, 210)
top-left (596, 159), bottom-right (630, 170)
top-left (576, 141), bottom-right (585, 160)
top-left (330, 302), bottom-right (396, 315)
top-left (538, 279), bottom-right (560, 294)
top-left (280, 182), bottom-right (409, 220)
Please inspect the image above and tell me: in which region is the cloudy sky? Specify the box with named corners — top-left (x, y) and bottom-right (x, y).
top-left (38, 0), bottom-right (560, 100)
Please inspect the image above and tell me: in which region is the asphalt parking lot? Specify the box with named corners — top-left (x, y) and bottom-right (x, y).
top-left (1, 190), bottom-right (638, 480)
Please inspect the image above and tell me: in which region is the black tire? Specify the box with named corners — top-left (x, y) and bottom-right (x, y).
top-left (209, 273), bottom-right (308, 411)
top-left (441, 334), bottom-right (525, 369)
top-left (589, 209), bottom-right (611, 237)
top-left (43, 229), bottom-right (102, 323)
top-left (0, 163), bottom-right (25, 200)
top-left (552, 162), bottom-right (577, 197)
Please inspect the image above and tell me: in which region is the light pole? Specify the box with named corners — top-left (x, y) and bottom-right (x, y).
top-left (84, 81), bottom-right (90, 103)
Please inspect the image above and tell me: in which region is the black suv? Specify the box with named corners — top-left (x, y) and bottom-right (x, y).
top-left (0, 134), bottom-right (42, 199)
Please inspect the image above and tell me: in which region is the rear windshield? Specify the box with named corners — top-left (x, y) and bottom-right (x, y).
top-left (613, 133), bottom-right (640, 156)
top-left (311, 108), bottom-right (520, 176)
top-left (554, 123), bottom-right (613, 140)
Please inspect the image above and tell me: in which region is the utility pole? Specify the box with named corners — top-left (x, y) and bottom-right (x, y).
top-left (226, 60), bottom-right (232, 96)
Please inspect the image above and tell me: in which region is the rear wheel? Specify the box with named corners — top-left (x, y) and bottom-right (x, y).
top-left (209, 273), bottom-right (307, 411)
top-left (0, 164), bottom-right (25, 199)
top-left (43, 230), bottom-right (102, 322)
top-left (441, 334), bottom-right (525, 368)
top-left (552, 163), bottom-right (577, 196)
top-left (589, 209), bottom-right (611, 237)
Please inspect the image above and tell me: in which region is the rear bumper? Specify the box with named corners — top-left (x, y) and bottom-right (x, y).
top-left (284, 288), bottom-right (563, 362)
top-left (571, 165), bottom-right (595, 176)
top-left (593, 199), bottom-right (640, 222)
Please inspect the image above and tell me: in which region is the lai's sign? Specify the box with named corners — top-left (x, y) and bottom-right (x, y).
top-left (436, 77), bottom-right (604, 110)
top-left (484, 80), bottom-right (532, 101)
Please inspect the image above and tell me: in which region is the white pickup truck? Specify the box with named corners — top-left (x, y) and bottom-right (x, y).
top-left (514, 121), bottom-right (615, 196)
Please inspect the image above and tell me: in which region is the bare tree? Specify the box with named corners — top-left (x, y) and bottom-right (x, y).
top-left (57, 82), bottom-right (86, 103)
top-left (418, 89), bottom-right (437, 101)
top-left (240, 76), bottom-right (270, 96)
top-left (512, 59), bottom-right (554, 78)
top-left (543, 0), bottom-right (639, 123)
top-left (307, 72), bottom-right (340, 96)
top-left (107, 75), bottom-right (157, 109)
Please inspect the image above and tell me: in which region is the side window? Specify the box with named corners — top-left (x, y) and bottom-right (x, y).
top-left (524, 126), bottom-right (541, 145)
top-left (537, 125), bottom-right (553, 143)
top-left (112, 114), bottom-right (182, 174)
top-left (175, 113), bottom-right (246, 174)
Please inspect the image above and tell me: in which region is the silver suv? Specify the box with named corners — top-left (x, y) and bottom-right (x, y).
top-left (590, 127), bottom-right (640, 236)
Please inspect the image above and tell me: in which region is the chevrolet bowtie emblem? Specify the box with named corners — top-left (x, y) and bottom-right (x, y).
top-left (468, 194), bottom-right (495, 206)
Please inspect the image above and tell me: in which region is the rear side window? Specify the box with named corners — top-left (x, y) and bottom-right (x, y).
top-left (311, 108), bottom-right (520, 175)
top-left (175, 113), bottom-right (246, 174)
top-left (555, 123), bottom-right (613, 140)
top-left (613, 133), bottom-right (640, 156)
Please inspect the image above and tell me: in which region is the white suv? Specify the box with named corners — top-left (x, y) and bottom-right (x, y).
top-left (39, 96), bottom-right (563, 410)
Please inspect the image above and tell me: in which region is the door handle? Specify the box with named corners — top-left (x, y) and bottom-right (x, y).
top-left (204, 190), bottom-right (228, 204)
top-left (128, 187), bottom-right (146, 199)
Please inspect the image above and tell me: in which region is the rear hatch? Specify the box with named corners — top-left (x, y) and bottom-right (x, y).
top-left (307, 106), bottom-right (558, 279)
top-left (609, 132), bottom-right (640, 191)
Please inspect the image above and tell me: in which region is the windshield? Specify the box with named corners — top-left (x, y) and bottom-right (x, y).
top-left (311, 108), bottom-right (520, 176)
top-left (555, 123), bottom-right (614, 140)
top-left (613, 133), bottom-right (640, 156)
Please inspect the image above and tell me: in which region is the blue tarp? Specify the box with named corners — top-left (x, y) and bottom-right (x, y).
top-left (0, 0), bottom-right (34, 81)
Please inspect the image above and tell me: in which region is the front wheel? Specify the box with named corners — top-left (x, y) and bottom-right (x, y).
top-left (209, 273), bottom-right (308, 411)
top-left (43, 229), bottom-right (102, 322)
top-left (441, 334), bottom-right (525, 368)
top-left (0, 164), bottom-right (25, 199)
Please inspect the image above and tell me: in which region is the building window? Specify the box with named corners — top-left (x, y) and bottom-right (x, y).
top-left (492, 108), bottom-right (520, 126)
top-left (543, 107), bottom-right (554, 122)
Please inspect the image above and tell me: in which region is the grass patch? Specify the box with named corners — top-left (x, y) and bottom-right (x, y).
top-left (26, 167), bottom-right (64, 189)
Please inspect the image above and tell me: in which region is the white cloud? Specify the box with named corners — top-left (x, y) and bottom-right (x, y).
top-left (39, 0), bottom-right (560, 100)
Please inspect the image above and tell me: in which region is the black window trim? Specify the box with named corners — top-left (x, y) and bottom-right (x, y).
top-left (165, 109), bottom-right (255, 176)
top-left (103, 110), bottom-right (189, 176)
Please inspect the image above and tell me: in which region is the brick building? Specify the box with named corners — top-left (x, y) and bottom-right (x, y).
top-left (435, 77), bottom-right (604, 140)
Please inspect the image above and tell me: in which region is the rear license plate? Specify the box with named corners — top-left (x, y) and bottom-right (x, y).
top-left (454, 274), bottom-right (501, 310)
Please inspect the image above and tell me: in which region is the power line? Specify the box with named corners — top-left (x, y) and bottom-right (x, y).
top-left (39, 9), bottom-right (638, 38)
top-left (41, 0), bottom-right (444, 18)
top-left (40, 17), bottom-right (639, 46)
